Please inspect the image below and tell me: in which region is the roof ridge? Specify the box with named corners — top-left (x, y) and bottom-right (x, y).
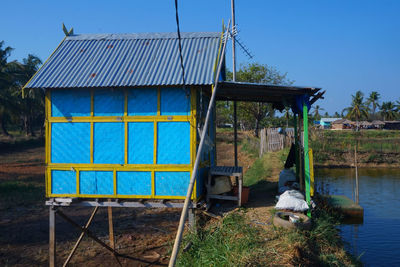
top-left (66, 32), bottom-right (221, 41)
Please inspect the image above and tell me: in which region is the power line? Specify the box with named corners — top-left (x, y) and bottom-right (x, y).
top-left (174, 0), bottom-right (186, 86)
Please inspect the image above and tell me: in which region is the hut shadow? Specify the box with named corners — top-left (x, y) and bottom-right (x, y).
top-left (245, 180), bottom-right (278, 208)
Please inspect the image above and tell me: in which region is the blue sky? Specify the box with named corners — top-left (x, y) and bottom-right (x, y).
top-left (1, 0), bottom-right (399, 114)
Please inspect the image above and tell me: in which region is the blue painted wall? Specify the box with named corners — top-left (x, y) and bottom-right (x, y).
top-left (49, 87), bottom-right (210, 199)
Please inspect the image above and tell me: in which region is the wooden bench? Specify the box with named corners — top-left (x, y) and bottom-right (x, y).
top-left (206, 166), bottom-right (243, 207)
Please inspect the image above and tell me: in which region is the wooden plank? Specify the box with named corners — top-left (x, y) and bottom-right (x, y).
top-left (46, 200), bottom-right (188, 208)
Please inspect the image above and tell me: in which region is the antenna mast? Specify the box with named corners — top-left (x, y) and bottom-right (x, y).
top-left (231, 0), bottom-right (238, 167)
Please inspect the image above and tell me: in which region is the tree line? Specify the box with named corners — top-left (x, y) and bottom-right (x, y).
top-left (2, 39), bottom-right (398, 139)
top-left (312, 91), bottom-right (400, 122)
top-left (0, 41), bottom-right (42, 137)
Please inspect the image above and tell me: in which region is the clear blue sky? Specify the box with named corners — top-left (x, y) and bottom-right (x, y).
top-left (2, 0), bottom-right (399, 114)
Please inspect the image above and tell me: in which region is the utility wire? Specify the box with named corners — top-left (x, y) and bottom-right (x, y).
top-left (174, 0), bottom-right (186, 86)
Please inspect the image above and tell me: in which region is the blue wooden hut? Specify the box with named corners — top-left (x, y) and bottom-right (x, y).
top-left (24, 32), bottom-right (223, 202)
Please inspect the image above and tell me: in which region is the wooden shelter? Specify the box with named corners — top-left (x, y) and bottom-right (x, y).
top-left (23, 30), bottom-right (324, 266)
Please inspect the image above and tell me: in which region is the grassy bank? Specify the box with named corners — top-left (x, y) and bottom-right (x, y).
top-left (310, 129), bottom-right (400, 167)
top-left (177, 199), bottom-right (359, 266)
top-left (177, 132), bottom-right (359, 266)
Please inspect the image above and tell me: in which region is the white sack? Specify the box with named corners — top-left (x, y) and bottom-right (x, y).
top-left (278, 169), bottom-right (296, 189)
top-left (275, 190), bottom-right (309, 212)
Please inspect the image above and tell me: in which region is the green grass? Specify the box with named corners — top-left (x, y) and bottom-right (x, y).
top-left (310, 129), bottom-right (400, 155)
top-left (240, 136), bottom-right (259, 158)
top-left (274, 208), bottom-right (361, 266)
top-left (177, 213), bottom-right (264, 267)
top-left (0, 181), bottom-right (44, 208)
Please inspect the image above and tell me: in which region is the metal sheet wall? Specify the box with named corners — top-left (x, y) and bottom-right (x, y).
top-left (47, 86), bottom-right (207, 200)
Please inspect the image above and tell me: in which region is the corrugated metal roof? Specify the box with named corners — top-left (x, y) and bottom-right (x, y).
top-left (25, 32), bottom-right (221, 89)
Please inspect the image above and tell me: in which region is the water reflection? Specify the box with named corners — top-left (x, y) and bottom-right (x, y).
top-left (315, 168), bottom-right (400, 266)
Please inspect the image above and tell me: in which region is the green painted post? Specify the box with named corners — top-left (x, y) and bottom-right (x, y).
top-left (294, 113), bottom-right (299, 180)
top-left (303, 101), bottom-right (311, 217)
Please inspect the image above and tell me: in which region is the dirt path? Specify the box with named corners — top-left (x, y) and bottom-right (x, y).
top-left (216, 131), bottom-right (284, 229)
top-left (245, 152), bottom-right (282, 229)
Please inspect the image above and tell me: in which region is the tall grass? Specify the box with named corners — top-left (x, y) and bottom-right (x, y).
top-left (177, 213), bottom-right (264, 267)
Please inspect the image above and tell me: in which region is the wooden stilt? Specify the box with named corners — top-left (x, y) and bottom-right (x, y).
top-left (108, 206), bottom-right (115, 250)
top-left (49, 206), bottom-right (56, 267)
top-left (56, 209), bottom-right (122, 266)
top-left (188, 208), bottom-right (196, 231)
top-left (63, 207), bottom-right (98, 267)
top-left (238, 174), bottom-right (242, 207)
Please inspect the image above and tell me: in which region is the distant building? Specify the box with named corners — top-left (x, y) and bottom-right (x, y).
top-left (319, 117), bottom-right (341, 129)
top-left (371, 120), bottom-right (385, 129)
top-left (384, 121), bottom-right (400, 130)
top-left (331, 119), bottom-right (354, 130)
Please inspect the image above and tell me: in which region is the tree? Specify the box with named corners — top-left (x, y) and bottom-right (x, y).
top-left (227, 63), bottom-right (292, 137)
top-left (283, 107), bottom-right (291, 128)
top-left (395, 99), bottom-right (400, 113)
top-left (311, 105), bottom-right (325, 120)
top-left (380, 101), bottom-right (397, 121)
top-left (366, 91), bottom-right (380, 117)
top-left (0, 41), bottom-right (19, 136)
top-left (343, 91), bottom-right (369, 123)
top-left (14, 54), bottom-right (43, 136)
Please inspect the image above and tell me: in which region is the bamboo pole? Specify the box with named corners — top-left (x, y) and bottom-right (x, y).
top-left (168, 22), bottom-right (230, 267)
top-left (355, 144), bottom-right (359, 204)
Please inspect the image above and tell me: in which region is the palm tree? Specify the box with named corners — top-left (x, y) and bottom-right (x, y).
top-left (343, 91), bottom-right (369, 128)
top-left (311, 105), bottom-right (325, 120)
top-left (366, 91), bottom-right (380, 116)
top-left (380, 101), bottom-right (397, 121)
top-left (395, 99), bottom-right (400, 113)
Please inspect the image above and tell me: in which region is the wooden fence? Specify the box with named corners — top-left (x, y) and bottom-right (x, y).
top-left (259, 128), bottom-right (295, 156)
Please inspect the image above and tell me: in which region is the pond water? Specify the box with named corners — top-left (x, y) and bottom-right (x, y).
top-left (315, 168), bottom-right (400, 266)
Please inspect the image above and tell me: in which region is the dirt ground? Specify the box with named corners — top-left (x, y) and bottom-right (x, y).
top-left (0, 132), bottom-right (280, 266)
top-left (0, 143), bottom-right (183, 266)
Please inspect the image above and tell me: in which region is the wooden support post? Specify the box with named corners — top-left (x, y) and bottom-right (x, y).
top-left (49, 206), bottom-right (56, 267)
top-left (354, 145), bottom-right (359, 204)
top-left (303, 101), bottom-right (311, 217)
top-left (234, 101), bottom-right (238, 166)
top-left (188, 208), bottom-right (196, 231)
top-left (108, 206), bottom-right (115, 250)
top-left (238, 174), bottom-right (242, 207)
top-left (294, 114), bottom-right (299, 180)
top-left (56, 209), bottom-right (122, 266)
top-left (298, 115), bottom-right (304, 191)
top-left (63, 207), bottom-right (99, 267)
